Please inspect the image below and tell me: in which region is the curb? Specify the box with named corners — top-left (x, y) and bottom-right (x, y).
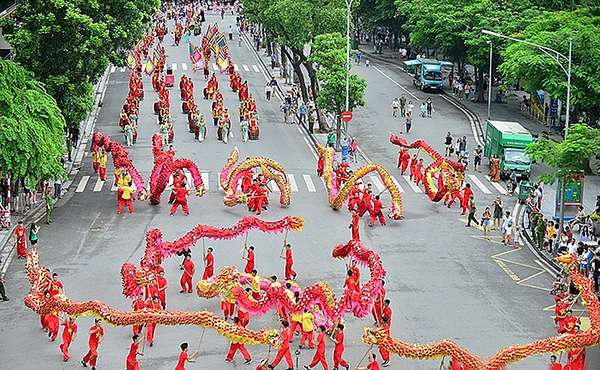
top-left (516, 203), bottom-right (561, 275)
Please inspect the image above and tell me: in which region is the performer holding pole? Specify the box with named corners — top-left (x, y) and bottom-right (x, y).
top-left (175, 342), bottom-right (198, 370)
top-left (125, 334), bottom-right (144, 370)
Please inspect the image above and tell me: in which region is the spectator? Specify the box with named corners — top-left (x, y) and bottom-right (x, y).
top-left (326, 130), bottom-right (335, 148)
top-left (298, 101), bottom-right (308, 125)
top-left (493, 196), bottom-right (503, 229)
top-left (473, 145), bottom-right (482, 171)
top-left (502, 211), bottom-right (514, 247)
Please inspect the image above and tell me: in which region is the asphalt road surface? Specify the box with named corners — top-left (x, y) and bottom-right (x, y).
top-left (0, 13), bottom-right (559, 370)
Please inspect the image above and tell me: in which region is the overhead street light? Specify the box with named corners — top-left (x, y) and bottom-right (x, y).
top-left (481, 29), bottom-right (572, 136)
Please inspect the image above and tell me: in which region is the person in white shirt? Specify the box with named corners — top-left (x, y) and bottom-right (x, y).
top-left (502, 211), bottom-right (514, 247)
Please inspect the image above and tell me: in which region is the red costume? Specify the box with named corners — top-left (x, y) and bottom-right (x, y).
top-left (414, 161), bottom-right (424, 186)
top-left (409, 156), bottom-right (418, 180)
top-left (46, 310), bottom-right (60, 341)
top-left (358, 191), bottom-right (373, 217)
top-left (180, 258), bottom-right (195, 293)
top-left (549, 363), bottom-right (563, 370)
top-left (461, 186), bottom-right (473, 214)
top-left (132, 297), bottom-right (145, 336)
top-left (285, 247), bottom-right (296, 280)
top-left (175, 350), bottom-right (188, 370)
top-left (398, 149), bottom-right (410, 175)
top-left (567, 348), bottom-right (586, 370)
top-left (317, 156), bottom-right (324, 177)
top-left (378, 326), bottom-right (391, 363)
top-left (347, 185), bottom-right (362, 211)
top-left (203, 252), bottom-right (214, 279)
top-left (82, 324), bottom-right (104, 368)
top-left (157, 275), bottom-right (167, 309)
top-left (126, 341), bottom-right (141, 370)
top-left (225, 320), bottom-right (252, 362)
top-left (244, 249), bottom-right (255, 273)
top-left (372, 287), bottom-right (386, 325)
top-left (351, 211), bottom-right (360, 241)
top-left (270, 327), bottom-right (294, 369)
top-left (369, 198), bottom-right (386, 226)
top-left (241, 171), bottom-right (253, 194)
top-left (15, 224), bottom-right (26, 258)
top-left (170, 186), bottom-right (189, 215)
top-left (59, 320), bottom-right (78, 361)
top-left (307, 331), bottom-right (329, 370)
top-left (333, 330), bottom-right (349, 369)
top-left (145, 298), bottom-right (161, 345)
top-left (367, 357), bottom-right (381, 370)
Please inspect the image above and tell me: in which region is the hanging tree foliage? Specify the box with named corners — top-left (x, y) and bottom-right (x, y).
top-left (0, 60), bottom-right (65, 182)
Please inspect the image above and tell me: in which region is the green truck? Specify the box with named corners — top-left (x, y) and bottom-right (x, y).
top-left (484, 120), bottom-right (533, 178)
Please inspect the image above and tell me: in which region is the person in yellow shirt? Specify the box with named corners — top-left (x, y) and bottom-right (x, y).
top-left (98, 149), bottom-right (108, 181)
top-left (118, 181), bottom-right (135, 214)
top-left (92, 149), bottom-right (100, 173)
top-left (117, 168), bottom-right (132, 187)
top-left (300, 309), bottom-right (315, 349)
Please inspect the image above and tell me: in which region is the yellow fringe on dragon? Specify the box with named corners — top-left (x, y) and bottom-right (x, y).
top-left (361, 256), bottom-right (600, 369)
top-left (316, 144), bottom-right (403, 219)
top-left (24, 250), bottom-right (278, 346)
top-left (220, 147), bottom-right (292, 208)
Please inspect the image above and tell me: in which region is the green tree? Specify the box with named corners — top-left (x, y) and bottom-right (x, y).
top-left (0, 60), bottom-right (65, 183)
top-left (499, 7), bottom-right (600, 125)
top-left (3, 0), bottom-right (110, 128)
top-left (526, 123), bottom-right (600, 180)
top-left (310, 33), bottom-right (367, 149)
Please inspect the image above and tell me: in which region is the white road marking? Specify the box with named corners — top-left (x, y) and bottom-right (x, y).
top-left (391, 176), bottom-right (405, 193)
top-left (181, 63), bottom-right (188, 71)
top-left (172, 63), bottom-right (177, 71)
top-left (370, 176), bottom-right (386, 192)
top-left (213, 63), bottom-right (219, 71)
top-left (485, 176), bottom-right (508, 194)
top-left (468, 174), bottom-right (492, 194)
top-left (303, 174), bottom-right (316, 192)
top-left (288, 174), bottom-right (299, 192)
top-left (233, 64), bottom-right (239, 71)
top-left (93, 178), bottom-right (105, 192)
top-left (201, 172), bottom-right (210, 190)
top-left (440, 95), bottom-right (484, 147)
top-left (242, 64), bottom-right (250, 72)
top-left (75, 175), bottom-right (90, 193)
top-left (373, 66), bottom-right (420, 101)
top-left (402, 175), bottom-right (423, 193)
top-left (252, 65), bottom-right (260, 72)
top-left (110, 65), bottom-right (116, 73)
top-left (120, 67), bottom-right (126, 72)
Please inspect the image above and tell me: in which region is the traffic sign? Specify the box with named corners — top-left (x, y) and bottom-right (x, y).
top-left (341, 111), bottom-right (353, 123)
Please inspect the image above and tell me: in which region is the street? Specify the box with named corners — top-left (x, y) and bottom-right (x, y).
top-left (0, 12), bottom-right (560, 370)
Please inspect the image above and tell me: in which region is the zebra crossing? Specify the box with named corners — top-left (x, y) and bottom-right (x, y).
top-left (109, 62), bottom-right (262, 74)
top-left (72, 171), bottom-right (508, 196)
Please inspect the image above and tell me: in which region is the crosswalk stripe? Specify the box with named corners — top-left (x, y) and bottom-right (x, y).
top-left (303, 175), bottom-right (316, 192)
top-left (252, 65), bottom-right (260, 72)
top-left (468, 174), bottom-right (491, 194)
top-left (75, 176), bottom-right (90, 193)
top-left (391, 176), bottom-right (405, 193)
top-left (370, 176), bottom-right (386, 192)
top-left (213, 63), bottom-right (219, 71)
top-left (93, 179), bottom-right (105, 192)
top-left (402, 175), bottom-right (423, 193)
top-left (201, 172), bottom-right (209, 190)
top-left (485, 176), bottom-right (508, 195)
top-left (110, 65), bottom-right (116, 73)
top-left (172, 63), bottom-right (177, 71)
top-left (120, 67), bottom-right (126, 72)
top-left (268, 180), bottom-right (280, 192)
top-left (242, 64), bottom-right (250, 72)
top-left (288, 174), bottom-right (298, 192)
top-left (181, 63), bottom-right (188, 71)
top-left (233, 64), bottom-right (239, 71)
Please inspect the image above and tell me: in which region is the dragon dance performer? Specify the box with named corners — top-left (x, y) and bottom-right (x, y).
top-left (567, 348), bottom-right (586, 370)
top-left (460, 184), bottom-right (473, 216)
top-left (300, 309), bottom-right (315, 349)
top-left (358, 184), bottom-right (374, 218)
top-left (81, 319), bottom-right (104, 369)
top-left (175, 342), bottom-right (198, 370)
top-left (243, 245), bottom-right (256, 273)
top-left (15, 220), bottom-right (27, 258)
top-left (46, 307), bottom-right (60, 341)
top-left (332, 324), bottom-right (350, 370)
top-left (268, 321), bottom-right (294, 370)
top-left (408, 154), bottom-right (418, 182)
top-left (98, 149), bottom-right (108, 181)
top-left (145, 295), bottom-right (162, 346)
top-left (304, 326), bottom-right (329, 370)
top-left (179, 255), bottom-right (195, 294)
top-left (238, 81), bottom-right (249, 101)
top-left (225, 317), bottom-right (252, 363)
top-left (350, 210), bottom-right (361, 241)
top-left (347, 181), bottom-right (363, 211)
top-left (357, 353), bottom-right (381, 370)
top-left (369, 195), bottom-right (386, 227)
top-left (131, 296), bottom-right (145, 336)
top-left (170, 178), bottom-right (190, 216)
top-left (548, 355), bottom-right (562, 370)
top-left (59, 316), bottom-right (78, 361)
top-left (397, 148), bottom-right (410, 175)
top-left (203, 247), bottom-right (215, 279)
top-left (284, 243), bottom-right (297, 280)
top-left (157, 270), bottom-right (168, 309)
top-left (125, 335), bottom-right (144, 370)
top-left (117, 181), bottom-right (135, 214)
top-left (372, 281), bottom-right (386, 325)
top-left (414, 159), bottom-right (424, 186)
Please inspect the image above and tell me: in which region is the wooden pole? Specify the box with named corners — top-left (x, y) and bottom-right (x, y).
top-left (353, 344), bottom-right (373, 369)
top-left (280, 229), bottom-right (288, 258)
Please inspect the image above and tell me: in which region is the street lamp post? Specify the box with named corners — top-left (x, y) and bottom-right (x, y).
top-left (481, 29), bottom-right (572, 135)
top-left (343, 0), bottom-right (353, 140)
top-left (487, 40), bottom-right (492, 120)
top-left (482, 29), bottom-right (575, 242)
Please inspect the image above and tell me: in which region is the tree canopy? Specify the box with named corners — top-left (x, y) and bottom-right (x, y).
top-left (0, 60), bottom-right (65, 182)
top-left (526, 123), bottom-right (600, 181)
